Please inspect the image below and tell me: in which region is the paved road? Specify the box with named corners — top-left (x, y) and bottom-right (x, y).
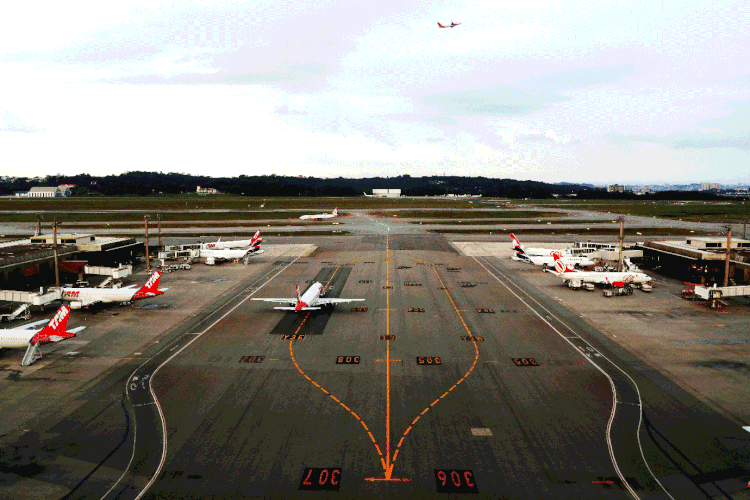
top-left (0, 232), bottom-right (748, 499)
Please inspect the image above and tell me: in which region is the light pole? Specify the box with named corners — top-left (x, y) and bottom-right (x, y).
top-left (144, 215), bottom-right (151, 271)
top-left (617, 217), bottom-right (625, 272)
top-left (723, 225), bottom-right (732, 287)
top-left (53, 221), bottom-right (60, 288)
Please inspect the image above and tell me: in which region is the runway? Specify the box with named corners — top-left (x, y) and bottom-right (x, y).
top-left (0, 234), bottom-right (748, 499)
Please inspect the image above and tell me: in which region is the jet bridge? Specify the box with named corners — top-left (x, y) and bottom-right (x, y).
top-left (694, 284), bottom-right (750, 300)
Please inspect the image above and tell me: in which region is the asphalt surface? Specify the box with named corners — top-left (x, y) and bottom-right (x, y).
top-left (0, 231), bottom-right (748, 499)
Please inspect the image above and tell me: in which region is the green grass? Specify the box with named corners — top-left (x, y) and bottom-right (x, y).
top-left (372, 210), bottom-right (565, 219)
top-left (411, 219), bottom-right (605, 225)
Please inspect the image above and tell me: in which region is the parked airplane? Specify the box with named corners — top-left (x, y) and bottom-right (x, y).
top-left (202, 230), bottom-right (262, 250)
top-left (510, 233), bottom-right (571, 257)
top-left (61, 271), bottom-right (167, 308)
top-left (300, 208), bottom-right (338, 220)
top-left (252, 283), bottom-right (364, 311)
top-left (513, 247), bottom-right (594, 268)
top-left (438, 21), bottom-right (461, 28)
top-left (547, 253), bottom-right (651, 286)
top-left (0, 305), bottom-right (85, 365)
top-left (200, 245), bottom-right (263, 265)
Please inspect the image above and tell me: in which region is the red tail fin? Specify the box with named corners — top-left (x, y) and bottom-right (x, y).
top-left (133, 271), bottom-right (163, 299)
top-left (31, 305), bottom-right (72, 344)
top-left (251, 229), bottom-right (261, 245)
top-left (438, 22), bottom-right (445, 27)
top-left (510, 233), bottom-right (522, 249)
top-left (296, 284), bottom-right (301, 305)
top-left (553, 252), bottom-right (576, 273)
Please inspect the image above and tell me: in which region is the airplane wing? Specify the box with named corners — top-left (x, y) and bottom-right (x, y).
top-left (17, 319), bottom-right (50, 329)
top-left (317, 298), bottom-right (365, 305)
top-left (66, 326), bottom-right (86, 335)
top-left (273, 306), bottom-right (321, 311)
top-left (123, 284), bottom-right (139, 289)
top-left (251, 298), bottom-right (295, 304)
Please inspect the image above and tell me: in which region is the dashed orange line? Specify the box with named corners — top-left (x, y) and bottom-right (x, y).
top-left (289, 335), bottom-right (383, 465)
top-left (388, 266), bottom-right (481, 470)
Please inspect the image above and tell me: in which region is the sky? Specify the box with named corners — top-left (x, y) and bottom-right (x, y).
top-left (1, 0), bottom-right (749, 184)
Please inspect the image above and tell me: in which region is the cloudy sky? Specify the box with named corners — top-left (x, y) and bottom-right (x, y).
top-left (1, 0), bottom-right (749, 184)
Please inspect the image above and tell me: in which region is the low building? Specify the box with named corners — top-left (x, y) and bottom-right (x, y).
top-left (196, 186), bottom-right (219, 194)
top-left (607, 184), bottom-right (626, 193)
top-left (371, 189), bottom-right (401, 198)
top-left (19, 186), bottom-right (71, 198)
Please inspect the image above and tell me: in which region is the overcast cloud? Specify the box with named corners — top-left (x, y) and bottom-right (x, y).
top-left (1, 0), bottom-right (749, 183)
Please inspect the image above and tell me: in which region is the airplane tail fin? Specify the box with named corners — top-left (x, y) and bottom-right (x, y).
top-left (510, 233), bottom-right (523, 250)
top-left (438, 22), bottom-right (445, 27)
top-left (553, 252), bottom-right (576, 274)
top-left (133, 270), bottom-right (163, 299)
top-left (295, 284), bottom-right (301, 306)
top-left (332, 208), bottom-right (338, 216)
top-left (251, 229), bottom-right (261, 245)
top-left (31, 305), bottom-right (74, 344)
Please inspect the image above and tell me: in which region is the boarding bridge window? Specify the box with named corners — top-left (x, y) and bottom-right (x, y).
top-left (738, 242), bottom-right (750, 248)
top-left (705, 243), bottom-right (721, 248)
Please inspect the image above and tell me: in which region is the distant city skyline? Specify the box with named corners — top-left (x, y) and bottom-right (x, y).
top-left (1, 0), bottom-right (749, 185)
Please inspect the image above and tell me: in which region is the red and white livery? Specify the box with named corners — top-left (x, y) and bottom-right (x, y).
top-left (300, 208), bottom-right (339, 221)
top-left (546, 252), bottom-right (651, 286)
top-left (252, 282), bottom-right (364, 311)
top-left (0, 305), bottom-right (85, 365)
top-left (61, 271), bottom-right (167, 309)
top-left (203, 230), bottom-right (262, 250)
top-left (438, 21), bottom-right (461, 28)
top-left (510, 233), bottom-right (571, 258)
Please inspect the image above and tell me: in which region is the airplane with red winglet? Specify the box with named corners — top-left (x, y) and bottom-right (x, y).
top-left (299, 208), bottom-right (339, 221)
top-left (0, 305), bottom-right (85, 365)
top-left (60, 270), bottom-right (167, 309)
top-left (202, 229), bottom-right (262, 250)
top-left (438, 21), bottom-right (461, 28)
top-left (546, 252), bottom-right (651, 286)
top-left (252, 282), bottom-right (364, 312)
top-left (510, 233), bottom-right (572, 258)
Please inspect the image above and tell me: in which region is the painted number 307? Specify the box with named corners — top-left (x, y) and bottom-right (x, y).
top-left (299, 468), bottom-right (341, 491)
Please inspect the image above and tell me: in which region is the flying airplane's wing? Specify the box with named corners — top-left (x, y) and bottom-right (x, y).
top-left (16, 319), bottom-right (50, 329)
top-left (317, 298), bottom-right (365, 305)
top-left (251, 298), bottom-right (295, 304)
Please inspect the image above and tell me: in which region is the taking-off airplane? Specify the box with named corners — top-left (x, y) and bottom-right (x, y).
top-left (252, 283), bottom-right (364, 311)
top-left (299, 208), bottom-right (339, 220)
top-left (438, 21), bottom-right (461, 28)
top-left (0, 305), bottom-right (85, 365)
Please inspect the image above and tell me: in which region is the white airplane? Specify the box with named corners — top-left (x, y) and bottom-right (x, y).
top-left (300, 208), bottom-right (339, 220)
top-left (252, 283), bottom-right (364, 312)
top-left (200, 245), bottom-right (263, 265)
top-left (61, 271), bottom-right (167, 309)
top-left (510, 233), bottom-right (571, 257)
top-left (513, 247), bottom-right (594, 268)
top-left (0, 305), bottom-right (85, 366)
top-left (202, 230), bottom-right (262, 250)
top-left (546, 252), bottom-right (651, 286)
top-left (437, 21), bottom-right (461, 28)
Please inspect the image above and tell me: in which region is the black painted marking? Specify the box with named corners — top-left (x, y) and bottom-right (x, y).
top-left (380, 334), bottom-right (396, 340)
top-left (299, 468), bottom-right (342, 491)
top-left (460, 336), bottom-right (484, 342)
top-left (476, 308), bottom-right (495, 313)
top-left (404, 283), bottom-right (422, 287)
top-left (447, 267), bottom-right (461, 272)
top-left (383, 285), bottom-right (393, 289)
top-left (512, 357), bottom-right (539, 366)
top-left (460, 283), bottom-right (476, 288)
top-left (239, 355), bottom-right (265, 363)
top-left (359, 280), bottom-right (372, 283)
top-left (397, 265), bottom-right (412, 270)
top-left (416, 356), bottom-right (442, 365)
top-left (408, 307), bottom-right (425, 312)
top-left (434, 469), bottom-right (478, 493)
top-left (336, 356), bottom-right (360, 364)
top-left (282, 334), bottom-right (306, 340)
top-left (351, 307), bottom-right (368, 312)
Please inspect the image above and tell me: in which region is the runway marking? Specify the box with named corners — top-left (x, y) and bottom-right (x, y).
top-left (473, 254), bottom-right (674, 500)
top-left (387, 267), bottom-right (481, 474)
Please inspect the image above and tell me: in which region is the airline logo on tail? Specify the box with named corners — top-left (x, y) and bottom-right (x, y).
top-left (251, 229), bottom-right (261, 245)
top-left (295, 284), bottom-right (309, 311)
top-left (132, 271), bottom-right (164, 300)
top-left (553, 252), bottom-right (576, 274)
top-left (510, 233), bottom-right (522, 250)
top-left (332, 208), bottom-right (338, 216)
top-left (31, 305), bottom-right (73, 344)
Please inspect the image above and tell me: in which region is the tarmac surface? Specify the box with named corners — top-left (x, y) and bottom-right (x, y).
top-left (0, 229), bottom-right (748, 499)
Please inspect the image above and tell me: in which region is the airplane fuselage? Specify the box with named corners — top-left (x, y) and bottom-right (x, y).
top-left (61, 287), bottom-right (139, 304)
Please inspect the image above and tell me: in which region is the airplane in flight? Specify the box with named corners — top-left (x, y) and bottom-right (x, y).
top-left (300, 208), bottom-right (339, 220)
top-left (0, 305), bottom-right (85, 366)
top-left (200, 245), bottom-right (263, 265)
top-left (510, 233), bottom-right (572, 257)
top-left (547, 252), bottom-right (652, 286)
top-left (513, 246), bottom-right (594, 268)
top-left (61, 271), bottom-right (167, 309)
top-left (438, 21), bottom-right (461, 28)
top-left (252, 283), bottom-right (364, 311)
top-left (202, 230), bottom-right (262, 250)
